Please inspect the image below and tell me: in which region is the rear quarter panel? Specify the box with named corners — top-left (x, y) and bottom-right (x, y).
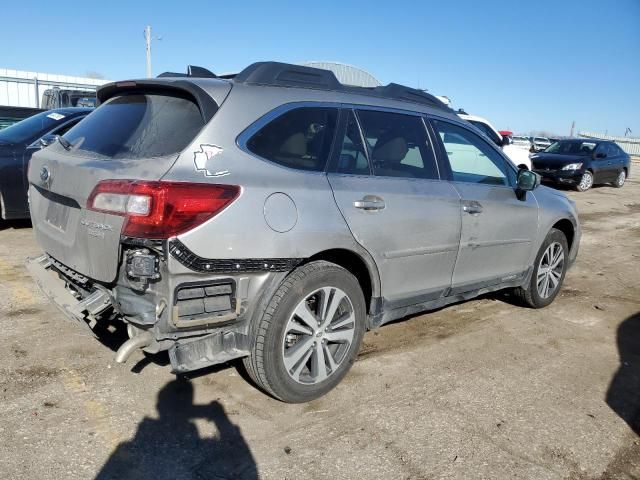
top-left (162, 84), bottom-right (377, 265)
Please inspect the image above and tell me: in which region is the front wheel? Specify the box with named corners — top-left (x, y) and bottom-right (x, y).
top-left (576, 171), bottom-right (594, 192)
top-left (514, 228), bottom-right (569, 308)
top-left (613, 170), bottom-right (626, 188)
top-left (243, 261), bottom-right (366, 403)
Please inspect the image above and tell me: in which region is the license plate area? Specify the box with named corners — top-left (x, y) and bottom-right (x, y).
top-left (45, 200), bottom-right (70, 231)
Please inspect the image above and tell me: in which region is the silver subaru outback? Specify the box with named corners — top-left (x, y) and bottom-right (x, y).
top-left (26, 62), bottom-right (580, 402)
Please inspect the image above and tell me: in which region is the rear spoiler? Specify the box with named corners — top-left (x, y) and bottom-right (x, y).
top-left (96, 79), bottom-right (220, 123)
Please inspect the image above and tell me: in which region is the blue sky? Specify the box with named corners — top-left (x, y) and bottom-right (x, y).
top-left (3, 0), bottom-right (639, 136)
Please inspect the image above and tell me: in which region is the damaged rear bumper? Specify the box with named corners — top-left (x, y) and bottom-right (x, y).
top-left (25, 253), bottom-right (286, 373)
top-left (25, 254), bottom-right (112, 335)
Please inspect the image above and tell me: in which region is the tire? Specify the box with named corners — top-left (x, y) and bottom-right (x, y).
top-left (576, 170), bottom-right (594, 192)
top-left (243, 261), bottom-right (366, 403)
top-left (514, 228), bottom-right (569, 308)
top-left (613, 169), bottom-right (626, 188)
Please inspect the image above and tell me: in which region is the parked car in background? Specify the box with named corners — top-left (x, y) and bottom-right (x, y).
top-left (458, 112), bottom-right (531, 169)
top-left (529, 136), bottom-right (552, 152)
top-left (0, 107), bottom-right (92, 220)
top-left (531, 139), bottom-right (631, 191)
top-left (512, 135), bottom-right (532, 149)
top-left (26, 62), bottom-right (579, 402)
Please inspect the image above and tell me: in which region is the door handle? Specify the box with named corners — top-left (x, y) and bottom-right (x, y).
top-left (462, 200), bottom-right (483, 215)
top-left (354, 197), bottom-right (385, 211)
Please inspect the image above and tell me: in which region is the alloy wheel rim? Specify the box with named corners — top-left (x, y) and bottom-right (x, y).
top-left (282, 287), bottom-right (355, 385)
top-left (617, 171), bottom-right (626, 186)
top-left (579, 172), bottom-right (593, 190)
top-left (537, 242), bottom-right (565, 299)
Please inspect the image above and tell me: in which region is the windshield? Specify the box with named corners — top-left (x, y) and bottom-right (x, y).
top-left (534, 137), bottom-right (550, 143)
top-left (63, 93), bottom-right (205, 159)
top-left (545, 141), bottom-right (597, 155)
top-left (469, 120), bottom-right (501, 145)
top-left (0, 111), bottom-right (68, 144)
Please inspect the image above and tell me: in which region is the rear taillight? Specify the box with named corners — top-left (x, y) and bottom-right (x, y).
top-left (87, 180), bottom-right (240, 239)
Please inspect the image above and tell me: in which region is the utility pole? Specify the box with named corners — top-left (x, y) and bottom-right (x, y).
top-left (144, 25), bottom-right (152, 78)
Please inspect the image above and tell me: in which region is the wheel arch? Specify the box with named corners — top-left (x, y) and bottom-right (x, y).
top-left (305, 248), bottom-right (380, 314)
top-left (551, 218), bottom-right (575, 251)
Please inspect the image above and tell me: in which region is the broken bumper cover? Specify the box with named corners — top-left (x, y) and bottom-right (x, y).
top-left (25, 255), bottom-right (111, 335)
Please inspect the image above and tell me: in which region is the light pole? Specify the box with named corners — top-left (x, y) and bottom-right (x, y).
top-left (144, 26), bottom-right (152, 78)
top-left (144, 26), bottom-right (161, 78)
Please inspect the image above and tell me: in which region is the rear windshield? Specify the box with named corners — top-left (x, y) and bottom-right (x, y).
top-left (63, 92), bottom-right (205, 159)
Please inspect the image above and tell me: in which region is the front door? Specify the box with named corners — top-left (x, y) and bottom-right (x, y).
top-left (328, 109), bottom-right (461, 308)
top-left (430, 118), bottom-right (539, 293)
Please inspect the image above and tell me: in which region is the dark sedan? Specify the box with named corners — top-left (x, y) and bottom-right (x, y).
top-left (0, 108), bottom-right (92, 220)
top-left (530, 139), bottom-right (631, 192)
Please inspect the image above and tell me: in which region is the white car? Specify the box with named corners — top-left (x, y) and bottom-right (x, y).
top-left (457, 113), bottom-right (532, 170)
top-left (530, 136), bottom-right (552, 152)
top-left (512, 135), bottom-right (533, 149)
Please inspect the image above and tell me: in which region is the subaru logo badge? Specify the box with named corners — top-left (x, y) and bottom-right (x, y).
top-left (40, 166), bottom-right (50, 184)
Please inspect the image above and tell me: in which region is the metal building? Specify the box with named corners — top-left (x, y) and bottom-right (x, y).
top-left (302, 61), bottom-right (381, 88)
top-left (0, 68), bottom-right (109, 109)
top-left (579, 131), bottom-right (640, 157)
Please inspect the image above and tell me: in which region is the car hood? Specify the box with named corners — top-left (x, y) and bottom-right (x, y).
top-left (531, 153), bottom-right (586, 167)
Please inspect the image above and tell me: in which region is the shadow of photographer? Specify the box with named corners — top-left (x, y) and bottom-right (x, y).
top-left (606, 312), bottom-right (640, 436)
top-left (95, 378), bottom-right (258, 479)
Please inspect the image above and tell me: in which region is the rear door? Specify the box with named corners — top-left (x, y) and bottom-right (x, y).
top-left (327, 108), bottom-right (461, 307)
top-left (605, 143), bottom-right (624, 179)
top-left (430, 118), bottom-right (539, 293)
top-left (592, 143), bottom-right (614, 182)
top-left (28, 88), bottom-right (226, 282)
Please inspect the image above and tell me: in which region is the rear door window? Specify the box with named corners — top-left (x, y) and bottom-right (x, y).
top-left (247, 107), bottom-right (338, 171)
top-left (63, 93), bottom-right (206, 159)
top-left (356, 110), bottom-right (439, 180)
top-left (607, 143), bottom-right (620, 157)
top-left (335, 110), bottom-right (370, 175)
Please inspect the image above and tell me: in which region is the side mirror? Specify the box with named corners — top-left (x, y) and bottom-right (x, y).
top-left (517, 168), bottom-right (540, 192)
top-left (595, 152), bottom-right (607, 159)
top-left (37, 134), bottom-right (59, 149)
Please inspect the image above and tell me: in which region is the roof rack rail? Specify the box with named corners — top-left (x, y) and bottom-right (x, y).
top-left (234, 61), bottom-right (341, 90)
top-left (157, 65), bottom-right (217, 79)
top-left (233, 61), bottom-right (451, 111)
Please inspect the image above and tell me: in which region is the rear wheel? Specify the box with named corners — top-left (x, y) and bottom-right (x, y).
top-left (243, 261), bottom-right (366, 403)
top-left (613, 169), bottom-right (626, 188)
top-left (514, 228), bottom-right (568, 308)
top-left (576, 171), bottom-right (594, 192)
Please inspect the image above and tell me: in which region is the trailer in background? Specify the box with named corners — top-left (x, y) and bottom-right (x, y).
top-left (0, 68), bottom-right (108, 128)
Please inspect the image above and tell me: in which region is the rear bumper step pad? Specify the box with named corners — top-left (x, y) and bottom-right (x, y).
top-left (25, 255), bottom-right (111, 335)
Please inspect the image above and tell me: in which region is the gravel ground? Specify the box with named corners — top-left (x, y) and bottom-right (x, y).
top-left (1, 177), bottom-right (639, 480)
